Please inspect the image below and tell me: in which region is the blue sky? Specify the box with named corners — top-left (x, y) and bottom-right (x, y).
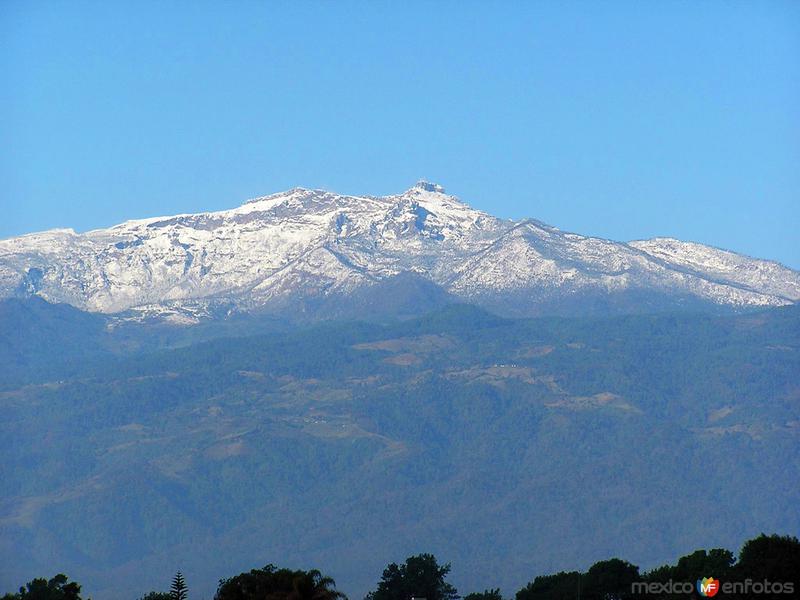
top-left (2, 1), bottom-right (798, 267)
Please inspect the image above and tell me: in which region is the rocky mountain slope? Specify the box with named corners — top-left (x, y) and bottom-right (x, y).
top-left (2, 181), bottom-right (798, 320)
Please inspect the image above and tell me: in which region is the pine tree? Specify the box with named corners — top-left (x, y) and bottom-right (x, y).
top-left (170, 572), bottom-right (188, 600)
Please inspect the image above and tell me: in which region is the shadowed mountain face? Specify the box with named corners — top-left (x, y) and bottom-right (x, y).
top-left (1, 182), bottom-right (798, 322)
top-left (1, 300), bottom-right (798, 599)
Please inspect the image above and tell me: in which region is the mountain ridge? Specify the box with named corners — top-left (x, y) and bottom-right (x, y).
top-left (1, 181), bottom-right (798, 321)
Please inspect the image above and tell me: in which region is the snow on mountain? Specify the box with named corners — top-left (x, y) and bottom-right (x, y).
top-left (628, 238), bottom-right (800, 301)
top-left (1, 181), bottom-right (797, 319)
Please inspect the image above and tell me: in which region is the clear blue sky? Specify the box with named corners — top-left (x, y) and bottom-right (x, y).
top-left (2, 1), bottom-right (798, 267)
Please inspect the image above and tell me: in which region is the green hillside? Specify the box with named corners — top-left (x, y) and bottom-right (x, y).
top-left (1, 303), bottom-right (798, 599)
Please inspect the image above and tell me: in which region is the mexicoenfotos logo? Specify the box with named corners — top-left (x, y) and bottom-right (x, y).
top-left (633, 577), bottom-right (794, 596)
top-left (697, 577), bottom-right (720, 597)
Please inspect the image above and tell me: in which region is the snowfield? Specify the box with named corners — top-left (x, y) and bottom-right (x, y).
top-left (1, 181), bottom-right (798, 318)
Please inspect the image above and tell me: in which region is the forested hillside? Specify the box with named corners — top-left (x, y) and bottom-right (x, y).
top-left (1, 301), bottom-right (798, 598)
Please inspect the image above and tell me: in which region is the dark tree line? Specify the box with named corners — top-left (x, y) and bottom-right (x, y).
top-left (4, 533), bottom-right (798, 600)
top-left (0, 575), bottom-right (82, 600)
top-left (516, 534), bottom-right (800, 600)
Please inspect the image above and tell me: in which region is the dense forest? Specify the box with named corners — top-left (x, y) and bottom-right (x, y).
top-left (3, 533), bottom-right (798, 600)
top-left (2, 301), bottom-right (799, 597)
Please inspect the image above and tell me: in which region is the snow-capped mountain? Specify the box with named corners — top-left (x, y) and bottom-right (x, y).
top-left (1, 181), bottom-right (798, 321)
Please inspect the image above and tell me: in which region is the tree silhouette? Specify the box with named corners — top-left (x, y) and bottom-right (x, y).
top-left (581, 558), bottom-right (639, 600)
top-left (516, 571), bottom-right (581, 600)
top-left (644, 548), bottom-right (734, 586)
top-left (170, 572), bottom-right (188, 600)
top-left (735, 533), bottom-right (800, 582)
top-left (367, 554), bottom-right (458, 600)
top-left (1, 575), bottom-right (82, 600)
top-left (286, 569), bottom-right (346, 600)
top-left (463, 589), bottom-right (502, 600)
top-left (215, 564), bottom-right (346, 600)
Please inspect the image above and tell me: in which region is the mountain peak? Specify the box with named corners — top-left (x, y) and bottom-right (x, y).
top-left (412, 180), bottom-right (446, 194)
